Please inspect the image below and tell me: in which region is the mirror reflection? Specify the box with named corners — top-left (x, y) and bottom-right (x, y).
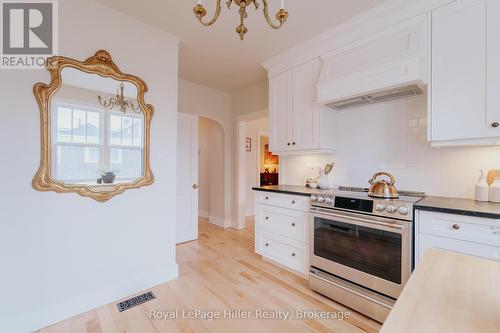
top-left (51, 68), bottom-right (144, 187)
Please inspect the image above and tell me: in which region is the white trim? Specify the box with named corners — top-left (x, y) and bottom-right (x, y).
top-left (5, 264), bottom-right (179, 333)
top-left (209, 216), bottom-right (227, 228)
top-left (199, 210), bottom-right (209, 219)
top-left (235, 109), bottom-right (269, 230)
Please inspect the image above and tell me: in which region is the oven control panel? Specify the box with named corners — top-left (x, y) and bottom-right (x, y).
top-left (311, 194), bottom-right (413, 221)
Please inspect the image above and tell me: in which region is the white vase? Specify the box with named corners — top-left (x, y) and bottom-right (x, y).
top-left (475, 170), bottom-right (489, 202)
top-left (490, 177), bottom-right (500, 203)
top-left (319, 174), bottom-right (329, 190)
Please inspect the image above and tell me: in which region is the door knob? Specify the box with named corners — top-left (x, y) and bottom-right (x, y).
top-left (192, 184), bottom-right (199, 189)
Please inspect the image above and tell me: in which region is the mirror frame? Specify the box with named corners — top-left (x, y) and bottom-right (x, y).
top-left (32, 50), bottom-right (154, 202)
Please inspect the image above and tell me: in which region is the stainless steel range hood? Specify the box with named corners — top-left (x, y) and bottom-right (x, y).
top-left (326, 84), bottom-right (423, 111)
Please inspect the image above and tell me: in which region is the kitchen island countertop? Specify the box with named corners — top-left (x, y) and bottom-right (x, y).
top-left (380, 248), bottom-right (500, 333)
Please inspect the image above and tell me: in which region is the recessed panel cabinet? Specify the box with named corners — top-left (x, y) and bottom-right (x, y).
top-left (269, 58), bottom-right (335, 154)
top-left (429, 0), bottom-right (500, 146)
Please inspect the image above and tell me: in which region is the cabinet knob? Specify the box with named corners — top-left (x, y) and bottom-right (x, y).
top-left (292, 142), bottom-right (296, 145)
top-left (291, 223), bottom-right (296, 227)
top-left (287, 143), bottom-right (291, 146)
top-left (492, 122), bottom-right (499, 128)
top-left (265, 196), bottom-right (269, 200)
top-left (265, 243), bottom-right (269, 247)
top-left (291, 253), bottom-right (296, 257)
top-left (291, 200), bottom-right (295, 204)
top-left (265, 216), bottom-right (269, 220)
top-left (452, 224), bottom-right (460, 230)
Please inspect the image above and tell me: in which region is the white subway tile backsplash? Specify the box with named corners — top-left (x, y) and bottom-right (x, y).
top-left (281, 97), bottom-right (500, 199)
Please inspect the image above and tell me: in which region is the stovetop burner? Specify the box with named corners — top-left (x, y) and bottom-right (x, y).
top-left (310, 186), bottom-right (426, 221)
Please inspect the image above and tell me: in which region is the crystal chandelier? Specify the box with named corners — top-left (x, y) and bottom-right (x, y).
top-left (97, 82), bottom-right (141, 114)
top-left (193, 0), bottom-right (289, 40)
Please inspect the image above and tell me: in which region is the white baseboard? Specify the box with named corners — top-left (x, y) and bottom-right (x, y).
top-left (4, 264), bottom-right (179, 333)
top-left (209, 216), bottom-right (233, 228)
top-left (199, 210), bottom-right (209, 219)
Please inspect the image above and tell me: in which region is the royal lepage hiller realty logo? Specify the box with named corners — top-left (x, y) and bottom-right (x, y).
top-left (1, 0), bottom-right (58, 69)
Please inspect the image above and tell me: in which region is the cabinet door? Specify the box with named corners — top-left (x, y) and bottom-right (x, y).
top-left (292, 59), bottom-right (321, 150)
top-left (487, 0), bottom-right (500, 128)
top-left (269, 70), bottom-right (293, 152)
top-left (430, 0), bottom-right (488, 142)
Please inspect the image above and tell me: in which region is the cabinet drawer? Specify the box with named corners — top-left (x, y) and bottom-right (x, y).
top-left (419, 211), bottom-right (500, 247)
top-left (255, 205), bottom-right (309, 242)
top-left (418, 233), bottom-right (500, 262)
top-left (255, 192), bottom-right (310, 211)
top-left (255, 229), bottom-right (308, 275)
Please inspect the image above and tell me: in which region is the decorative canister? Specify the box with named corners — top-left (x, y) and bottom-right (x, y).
top-left (475, 170), bottom-right (489, 202)
top-left (489, 177), bottom-right (500, 203)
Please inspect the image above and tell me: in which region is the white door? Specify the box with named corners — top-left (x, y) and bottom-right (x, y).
top-left (487, 0), bottom-right (500, 129)
top-left (293, 59), bottom-right (321, 150)
top-left (430, 0), bottom-right (488, 141)
top-left (269, 70), bottom-right (293, 152)
top-left (176, 113), bottom-right (199, 244)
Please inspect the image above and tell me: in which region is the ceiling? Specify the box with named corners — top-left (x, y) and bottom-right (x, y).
top-left (97, 0), bottom-right (386, 92)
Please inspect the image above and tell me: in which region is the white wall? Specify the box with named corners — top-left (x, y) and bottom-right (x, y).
top-left (244, 117), bottom-right (269, 216)
top-left (0, 1), bottom-right (179, 332)
top-left (178, 79), bottom-right (232, 227)
top-left (281, 97), bottom-right (500, 199)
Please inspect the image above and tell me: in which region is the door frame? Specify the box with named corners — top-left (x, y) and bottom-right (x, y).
top-left (235, 109), bottom-right (268, 230)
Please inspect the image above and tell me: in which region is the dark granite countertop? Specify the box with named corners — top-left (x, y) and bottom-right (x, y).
top-left (252, 185), bottom-right (331, 197)
top-left (415, 196), bottom-right (500, 219)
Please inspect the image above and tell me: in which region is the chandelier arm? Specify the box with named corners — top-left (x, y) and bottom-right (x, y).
top-left (195, 0), bottom-right (223, 27)
top-left (98, 95), bottom-right (116, 110)
top-left (261, 0), bottom-right (288, 30)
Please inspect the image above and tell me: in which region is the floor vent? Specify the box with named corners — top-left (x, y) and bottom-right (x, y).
top-left (117, 291), bottom-right (156, 312)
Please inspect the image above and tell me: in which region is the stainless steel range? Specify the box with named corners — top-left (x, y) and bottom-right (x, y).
top-left (309, 187), bottom-right (424, 323)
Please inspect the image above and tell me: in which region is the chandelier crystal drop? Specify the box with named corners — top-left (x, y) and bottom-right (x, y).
top-left (193, 0), bottom-right (289, 40)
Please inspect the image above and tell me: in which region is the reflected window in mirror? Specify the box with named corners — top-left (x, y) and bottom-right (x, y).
top-left (51, 77), bottom-right (144, 186)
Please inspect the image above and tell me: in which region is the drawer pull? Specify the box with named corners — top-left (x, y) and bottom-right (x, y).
top-left (291, 200), bottom-right (296, 204)
top-left (265, 216), bottom-right (269, 220)
top-left (291, 253), bottom-right (296, 257)
top-left (452, 224), bottom-right (460, 230)
top-left (265, 196), bottom-right (269, 200)
top-left (265, 243), bottom-right (269, 247)
top-left (291, 223), bottom-right (296, 227)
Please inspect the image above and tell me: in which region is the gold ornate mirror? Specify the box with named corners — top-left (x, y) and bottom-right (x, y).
top-left (32, 50), bottom-right (154, 202)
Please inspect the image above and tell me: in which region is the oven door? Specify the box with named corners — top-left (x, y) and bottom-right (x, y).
top-left (310, 207), bottom-right (411, 299)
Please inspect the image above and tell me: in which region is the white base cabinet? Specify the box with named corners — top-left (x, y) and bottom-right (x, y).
top-left (254, 192), bottom-right (310, 275)
top-left (415, 210), bottom-right (500, 263)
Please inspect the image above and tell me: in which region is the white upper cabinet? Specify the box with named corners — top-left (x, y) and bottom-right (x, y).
top-left (269, 58), bottom-right (335, 154)
top-left (430, 0), bottom-right (500, 146)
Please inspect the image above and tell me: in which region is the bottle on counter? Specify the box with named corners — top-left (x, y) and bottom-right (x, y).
top-left (475, 169), bottom-right (489, 202)
top-left (490, 176), bottom-right (500, 203)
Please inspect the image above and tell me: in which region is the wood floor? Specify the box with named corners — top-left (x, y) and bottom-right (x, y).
top-left (37, 217), bottom-right (381, 333)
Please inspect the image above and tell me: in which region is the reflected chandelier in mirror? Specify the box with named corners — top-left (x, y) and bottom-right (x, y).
top-left (32, 50), bottom-right (154, 202)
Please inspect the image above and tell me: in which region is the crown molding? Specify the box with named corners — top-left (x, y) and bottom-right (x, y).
top-left (261, 0), bottom-right (454, 77)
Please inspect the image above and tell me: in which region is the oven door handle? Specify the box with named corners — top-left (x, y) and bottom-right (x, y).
top-left (310, 207), bottom-right (407, 231)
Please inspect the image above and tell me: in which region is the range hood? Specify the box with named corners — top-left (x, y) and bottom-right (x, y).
top-left (317, 16), bottom-right (428, 110)
top-left (326, 84), bottom-right (423, 110)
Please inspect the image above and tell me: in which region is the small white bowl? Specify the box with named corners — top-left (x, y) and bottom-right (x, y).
top-left (309, 182), bottom-right (319, 189)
